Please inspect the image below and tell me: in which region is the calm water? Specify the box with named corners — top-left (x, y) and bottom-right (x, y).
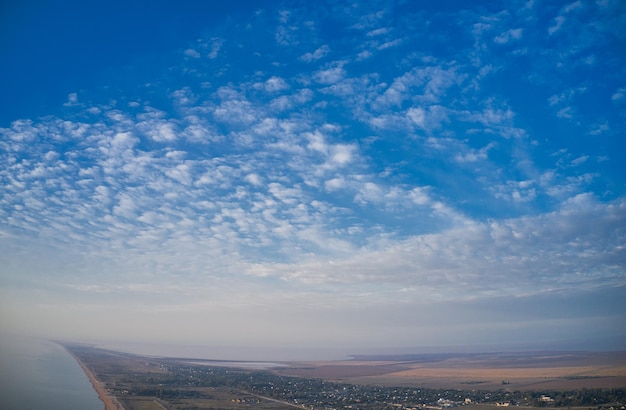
top-left (0, 335), bottom-right (103, 410)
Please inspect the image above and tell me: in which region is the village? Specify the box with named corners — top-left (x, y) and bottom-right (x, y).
top-left (67, 344), bottom-right (626, 410)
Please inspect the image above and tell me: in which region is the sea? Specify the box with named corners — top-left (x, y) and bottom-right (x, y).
top-left (0, 335), bottom-right (103, 410)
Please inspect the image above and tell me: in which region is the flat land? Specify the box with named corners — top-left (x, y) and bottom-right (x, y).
top-left (65, 345), bottom-right (626, 410)
top-left (275, 351), bottom-right (626, 390)
top-left (65, 344), bottom-right (299, 410)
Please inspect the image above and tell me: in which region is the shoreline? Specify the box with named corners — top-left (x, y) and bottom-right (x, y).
top-left (63, 346), bottom-right (121, 410)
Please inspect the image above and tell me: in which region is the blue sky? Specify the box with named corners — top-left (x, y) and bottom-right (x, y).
top-left (1, 0), bottom-right (625, 360)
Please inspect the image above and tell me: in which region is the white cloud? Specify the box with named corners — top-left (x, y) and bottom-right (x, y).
top-left (611, 87), bottom-right (625, 101)
top-left (563, 1), bottom-right (583, 13)
top-left (245, 173), bottom-right (263, 186)
top-left (331, 144), bottom-right (354, 165)
top-left (171, 88), bottom-right (196, 106)
top-left (154, 123), bottom-right (178, 142)
top-left (300, 45), bottom-right (330, 62)
top-left (548, 93), bottom-right (564, 106)
top-left (263, 76), bottom-right (289, 92)
top-left (377, 39), bottom-right (402, 50)
top-left (366, 27), bottom-right (390, 37)
top-left (113, 193), bottom-right (138, 219)
top-left (165, 163), bottom-right (193, 186)
top-left (269, 89), bottom-right (314, 111)
top-left (570, 155), bottom-right (589, 166)
top-left (589, 121), bottom-right (609, 135)
top-left (454, 142), bottom-right (495, 163)
top-left (408, 187), bottom-right (432, 206)
top-left (405, 106), bottom-right (450, 132)
top-left (470, 106), bottom-right (514, 126)
top-left (356, 50), bottom-right (372, 61)
top-left (213, 98), bottom-right (258, 126)
top-left (548, 2), bottom-right (583, 36)
top-left (325, 177), bottom-right (346, 191)
top-left (313, 65), bottom-right (346, 84)
top-left (354, 182), bottom-right (384, 205)
top-left (377, 66), bottom-right (460, 107)
top-left (493, 180), bottom-right (537, 203)
top-left (407, 107), bottom-right (425, 127)
top-left (184, 48), bottom-right (201, 58)
top-left (549, 15), bottom-right (566, 35)
top-left (268, 182), bottom-right (303, 205)
top-left (111, 132), bottom-right (138, 150)
top-left (557, 106), bottom-right (574, 119)
top-left (63, 93), bottom-right (79, 106)
top-left (493, 28), bottom-right (523, 44)
top-left (207, 38), bottom-right (223, 59)
top-left (243, 195), bottom-right (625, 300)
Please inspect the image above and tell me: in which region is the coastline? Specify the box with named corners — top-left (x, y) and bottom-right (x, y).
top-left (63, 347), bottom-right (121, 410)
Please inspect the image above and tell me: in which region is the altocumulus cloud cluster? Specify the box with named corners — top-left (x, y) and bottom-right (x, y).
top-left (1, 0), bottom-right (625, 358)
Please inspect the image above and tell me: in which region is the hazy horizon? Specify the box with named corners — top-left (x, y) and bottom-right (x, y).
top-left (1, 0), bottom-right (625, 360)
top-left (57, 337), bottom-right (626, 362)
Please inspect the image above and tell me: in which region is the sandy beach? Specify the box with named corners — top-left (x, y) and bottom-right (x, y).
top-left (65, 348), bottom-right (120, 410)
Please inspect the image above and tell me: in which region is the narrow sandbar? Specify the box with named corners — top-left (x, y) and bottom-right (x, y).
top-left (64, 347), bottom-right (120, 410)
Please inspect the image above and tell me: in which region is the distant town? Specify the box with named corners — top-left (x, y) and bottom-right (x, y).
top-left (66, 344), bottom-right (626, 410)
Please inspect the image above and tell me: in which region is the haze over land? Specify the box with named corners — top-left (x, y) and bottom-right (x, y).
top-left (1, 0), bottom-right (625, 360)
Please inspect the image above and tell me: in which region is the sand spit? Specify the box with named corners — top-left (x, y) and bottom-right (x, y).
top-left (65, 348), bottom-right (122, 410)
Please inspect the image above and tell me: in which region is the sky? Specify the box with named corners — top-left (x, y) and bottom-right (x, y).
top-left (1, 0), bottom-right (625, 360)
